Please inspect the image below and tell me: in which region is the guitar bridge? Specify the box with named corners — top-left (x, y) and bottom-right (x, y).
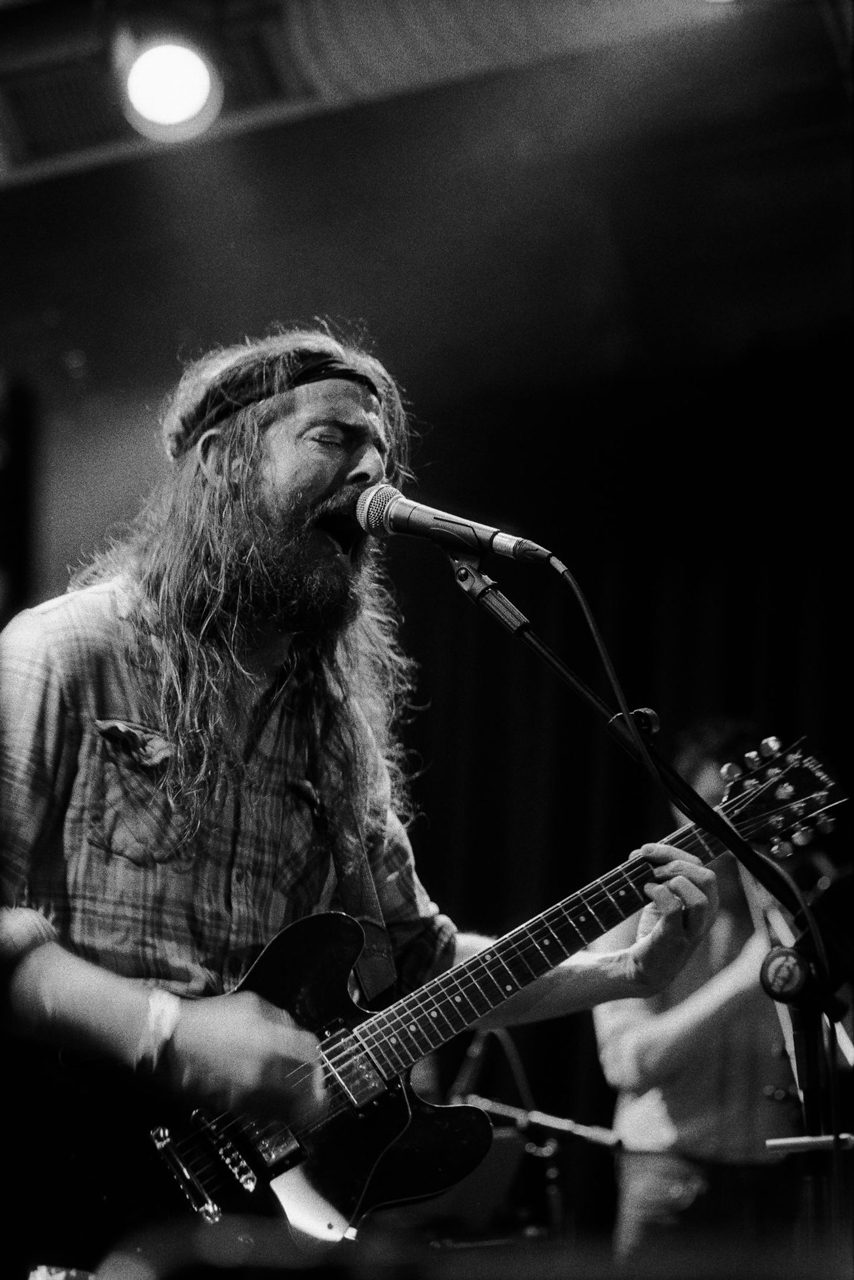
top-left (151, 1124), bottom-right (223, 1222)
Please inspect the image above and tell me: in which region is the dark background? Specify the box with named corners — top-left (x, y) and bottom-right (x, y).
top-left (1, 0), bottom-right (851, 1253)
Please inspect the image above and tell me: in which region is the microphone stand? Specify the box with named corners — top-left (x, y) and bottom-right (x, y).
top-left (462, 1093), bottom-right (620, 1150)
top-left (462, 1093), bottom-right (620, 1241)
top-left (445, 548), bottom-right (851, 1252)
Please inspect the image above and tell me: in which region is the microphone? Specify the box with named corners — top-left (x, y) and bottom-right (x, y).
top-left (447, 1030), bottom-right (491, 1102)
top-left (355, 483), bottom-right (552, 563)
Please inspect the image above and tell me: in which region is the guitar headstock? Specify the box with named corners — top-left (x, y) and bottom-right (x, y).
top-left (719, 736), bottom-right (845, 858)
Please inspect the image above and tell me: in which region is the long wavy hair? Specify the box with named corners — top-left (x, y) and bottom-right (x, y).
top-left (71, 325), bottom-right (419, 838)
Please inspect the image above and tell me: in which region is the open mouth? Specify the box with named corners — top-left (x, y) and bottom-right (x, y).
top-left (312, 510), bottom-right (363, 558)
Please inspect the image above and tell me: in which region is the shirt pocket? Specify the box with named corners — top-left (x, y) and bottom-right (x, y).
top-left (86, 719), bottom-right (194, 867)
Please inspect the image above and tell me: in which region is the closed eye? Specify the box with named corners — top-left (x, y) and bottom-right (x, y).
top-left (312, 432), bottom-right (348, 449)
top-left (306, 421), bottom-right (388, 463)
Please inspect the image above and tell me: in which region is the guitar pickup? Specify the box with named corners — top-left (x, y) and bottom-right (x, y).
top-left (192, 1108), bottom-right (258, 1191)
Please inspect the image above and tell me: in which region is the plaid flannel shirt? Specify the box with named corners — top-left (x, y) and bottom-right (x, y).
top-left (0, 579), bottom-right (456, 1000)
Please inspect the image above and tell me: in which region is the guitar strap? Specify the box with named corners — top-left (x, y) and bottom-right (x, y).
top-left (330, 813), bottom-right (399, 1005)
top-left (736, 862), bottom-right (802, 1094)
top-left (287, 692), bottom-right (399, 1005)
top-left (290, 770), bottom-right (398, 1003)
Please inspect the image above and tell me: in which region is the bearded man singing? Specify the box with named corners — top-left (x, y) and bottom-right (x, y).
top-left (0, 326), bottom-right (718, 1277)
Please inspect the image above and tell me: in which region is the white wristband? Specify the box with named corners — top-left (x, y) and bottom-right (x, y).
top-left (136, 988), bottom-right (182, 1074)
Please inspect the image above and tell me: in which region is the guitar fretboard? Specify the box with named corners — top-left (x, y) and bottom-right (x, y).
top-left (228, 743), bottom-right (839, 1172)
top-left (354, 823), bottom-right (724, 1078)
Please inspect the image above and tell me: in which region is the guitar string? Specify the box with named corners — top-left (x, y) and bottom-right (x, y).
top-left (345, 755), bottom-right (819, 1068)
top-left (171, 765), bottom-right (825, 1172)
top-left (169, 756), bottom-right (829, 1172)
top-left (172, 792), bottom-right (815, 1174)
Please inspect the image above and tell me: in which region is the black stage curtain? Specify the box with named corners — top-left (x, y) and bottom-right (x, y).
top-left (395, 327), bottom-right (851, 1243)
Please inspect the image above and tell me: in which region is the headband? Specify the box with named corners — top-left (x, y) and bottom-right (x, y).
top-left (173, 355), bottom-right (381, 457)
top-left (289, 355), bottom-right (379, 398)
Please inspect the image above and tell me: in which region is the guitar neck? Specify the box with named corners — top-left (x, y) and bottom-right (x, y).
top-left (355, 821), bottom-right (724, 1078)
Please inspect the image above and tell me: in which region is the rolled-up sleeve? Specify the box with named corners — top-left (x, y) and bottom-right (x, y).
top-left (371, 805), bottom-right (458, 994)
top-left (0, 608), bottom-right (77, 966)
top-left (0, 905), bottom-right (58, 968)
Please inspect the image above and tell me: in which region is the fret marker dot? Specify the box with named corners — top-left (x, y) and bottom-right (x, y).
top-left (505, 984), bottom-right (513, 992)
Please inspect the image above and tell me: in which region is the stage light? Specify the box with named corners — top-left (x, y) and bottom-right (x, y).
top-left (111, 21), bottom-right (224, 143)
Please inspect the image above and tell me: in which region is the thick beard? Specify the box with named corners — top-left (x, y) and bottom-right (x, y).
top-left (230, 489), bottom-right (367, 640)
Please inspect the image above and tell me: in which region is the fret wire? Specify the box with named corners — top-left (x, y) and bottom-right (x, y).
top-left (509, 930), bottom-right (549, 978)
top-left (327, 1018), bottom-right (404, 1080)
top-left (441, 969), bottom-right (492, 1019)
top-left (363, 1030), bottom-right (408, 1076)
top-left (540, 916), bottom-right (573, 958)
top-left (599, 881), bottom-right (623, 915)
top-left (577, 891), bottom-right (608, 932)
top-left (607, 866), bottom-right (648, 911)
top-left (297, 773), bottom-right (820, 1113)
top-left (489, 950), bottom-right (524, 996)
top-left (581, 869), bottom-right (648, 917)
top-left (526, 929), bottom-right (557, 966)
top-left (420, 995), bottom-right (463, 1039)
top-left (336, 1019), bottom-right (403, 1076)
top-left (514, 926), bottom-right (568, 972)
top-left (333, 786), bottom-right (786, 1080)
top-left (469, 954), bottom-right (512, 1003)
top-left (555, 897), bottom-right (604, 946)
top-left (425, 987), bottom-right (473, 1035)
top-left (392, 1008), bottom-right (438, 1056)
top-left (548, 903), bottom-right (590, 948)
top-left (357, 843), bottom-right (675, 1066)
top-left (355, 972), bottom-right (484, 1070)
top-left (360, 1010), bottom-right (425, 1069)
top-left (385, 980), bottom-right (464, 1048)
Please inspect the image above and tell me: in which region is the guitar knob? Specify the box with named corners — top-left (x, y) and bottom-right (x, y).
top-left (760, 737), bottom-right (782, 756)
top-left (770, 840), bottom-right (795, 859)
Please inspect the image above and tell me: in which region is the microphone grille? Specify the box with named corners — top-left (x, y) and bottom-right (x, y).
top-left (356, 483), bottom-right (399, 533)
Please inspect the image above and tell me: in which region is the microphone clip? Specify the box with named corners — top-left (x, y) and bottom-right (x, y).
top-left (449, 553), bottom-right (533, 639)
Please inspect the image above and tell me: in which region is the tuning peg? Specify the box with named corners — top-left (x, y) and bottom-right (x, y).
top-left (817, 814), bottom-right (836, 835)
top-left (775, 781), bottom-right (795, 800)
top-left (721, 762), bottom-right (743, 782)
top-left (760, 737), bottom-right (782, 756)
top-left (770, 840), bottom-right (795, 859)
top-left (791, 827), bottom-right (814, 847)
top-left (744, 751), bottom-right (762, 770)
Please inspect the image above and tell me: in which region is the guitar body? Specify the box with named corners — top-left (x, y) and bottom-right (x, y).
top-left (7, 913), bottom-right (493, 1274)
top-left (236, 913), bottom-right (493, 1243)
top-left (7, 739), bottom-right (839, 1276)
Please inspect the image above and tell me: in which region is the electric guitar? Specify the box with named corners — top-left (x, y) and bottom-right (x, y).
top-left (10, 738), bottom-right (843, 1270)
